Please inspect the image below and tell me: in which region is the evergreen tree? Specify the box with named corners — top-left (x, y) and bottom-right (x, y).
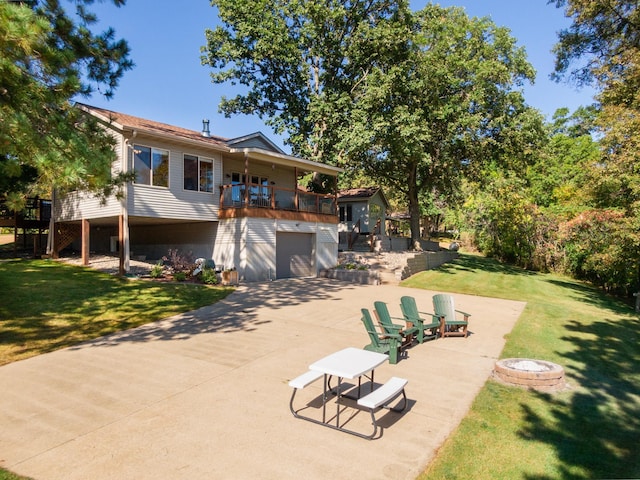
top-left (0, 0), bottom-right (133, 211)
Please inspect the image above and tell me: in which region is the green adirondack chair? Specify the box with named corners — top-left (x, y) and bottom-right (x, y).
top-left (399, 296), bottom-right (441, 343)
top-left (360, 308), bottom-right (402, 364)
top-left (373, 301), bottom-right (419, 348)
top-left (432, 294), bottom-right (471, 338)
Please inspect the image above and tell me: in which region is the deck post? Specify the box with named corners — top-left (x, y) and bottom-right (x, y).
top-left (81, 218), bottom-right (90, 266)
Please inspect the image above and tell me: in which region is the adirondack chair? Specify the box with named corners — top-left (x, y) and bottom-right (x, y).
top-left (399, 296), bottom-right (441, 343)
top-left (360, 308), bottom-right (402, 364)
top-left (373, 301), bottom-right (419, 348)
top-left (432, 294), bottom-right (471, 338)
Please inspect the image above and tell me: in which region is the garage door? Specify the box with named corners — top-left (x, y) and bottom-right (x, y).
top-left (276, 232), bottom-right (313, 279)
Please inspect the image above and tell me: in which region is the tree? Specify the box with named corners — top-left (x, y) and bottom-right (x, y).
top-left (341, 5), bottom-right (545, 247)
top-left (202, 0), bottom-right (407, 166)
top-left (526, 107), bottom-right (600, 215)
top-left (204, 2), bottom-right (546, 247)
top-left (0, 0), bottom-right (133, 211)
top-left (553, 0), bottom-right (640, 294)
top-left (552, 0), bottom-right (640, 215)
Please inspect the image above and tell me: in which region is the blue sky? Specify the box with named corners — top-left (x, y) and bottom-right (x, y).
top-left (86, 1), bottom-right (596, 152)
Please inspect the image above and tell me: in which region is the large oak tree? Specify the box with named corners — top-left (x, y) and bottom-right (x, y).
top-left (203, 1), bottom-right (545, 246)
top-left (342, 5), bottom-right (545, 247)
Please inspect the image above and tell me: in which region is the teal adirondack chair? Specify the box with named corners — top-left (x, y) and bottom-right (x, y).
top-left (373, 301), bottom-right (419, 348)
top-left (360, 308), bottom-right (402, 364)
top-left (432, 294), bottom-right (471, 338)
top-left (399, 296), bottom-right (441, 343)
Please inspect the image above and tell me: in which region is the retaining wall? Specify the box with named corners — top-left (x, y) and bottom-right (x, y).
top-left (400, 251), bottom-right (459, 280)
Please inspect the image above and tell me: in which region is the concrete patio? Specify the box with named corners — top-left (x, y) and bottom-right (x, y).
top-left (0, 279), bottom-right (526, 479)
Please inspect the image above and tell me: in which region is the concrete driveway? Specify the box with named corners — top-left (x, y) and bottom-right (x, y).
top-left (0, 279), bottom-right (525, 480)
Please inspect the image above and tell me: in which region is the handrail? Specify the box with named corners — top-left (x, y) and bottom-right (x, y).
top-left (219, 183), bottom-right (336, 216)
top-left (348, 218), bottom-right (361, 250)
top-left (369, 218), bottom-right (382, 252)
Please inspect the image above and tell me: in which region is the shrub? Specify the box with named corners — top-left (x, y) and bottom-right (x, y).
top-left (163, 249), bottom-right (195, 275)
top-left (200, 267), bottom-right (218, 285)
top-left (557, 209), bottom-right (640, 295)
top-left (150, 262), bottom-right (164, 279)
top-left (174, 272), bottom-right (187, 282)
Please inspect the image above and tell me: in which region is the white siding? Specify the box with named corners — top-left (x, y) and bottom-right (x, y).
top-left (245, 218), bottom-right (276, 281)
top-left (215, 217), bottom-right (338, 282)
top-left (213, 218), bottom-right (338, 282)
top-left (56, 191), bottom-right (121, 221)
top-left (316, 225), bottom-right (339, 272)
top-left (57, 132), bottom-right (224, 223)
top-left (126, 139), bottom-right (222, 221)
top-left (215, 218), bottom-right (246, 273)
top-left (56, 130), bottom-right (124, 222)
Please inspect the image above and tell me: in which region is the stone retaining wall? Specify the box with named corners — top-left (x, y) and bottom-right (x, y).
top-left (401, 251), bottom-right (458, 280)
top-left (320, 250), bottom-right (459, 285)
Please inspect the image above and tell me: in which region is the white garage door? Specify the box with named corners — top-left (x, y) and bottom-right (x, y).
top-left (276, 232), bottom-right (313, 279)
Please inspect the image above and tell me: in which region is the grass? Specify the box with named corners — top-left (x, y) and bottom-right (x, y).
top-left (1, 254), bottom-right (639, 479)
top-left (0, 258), bottom-right (234, 366)
top-left (405, 254), bottom-right (640, 479)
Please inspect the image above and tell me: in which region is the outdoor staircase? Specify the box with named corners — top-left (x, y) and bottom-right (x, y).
top-left (53, 223), bottom-right (81, 256)
top-left (349, 234), bottom-right (374, 252)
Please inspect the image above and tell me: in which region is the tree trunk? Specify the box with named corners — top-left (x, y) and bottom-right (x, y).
top-left (408, 164), bottom-right (422, 250)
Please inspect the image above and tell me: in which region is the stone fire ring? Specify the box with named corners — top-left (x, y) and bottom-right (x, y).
top-left (493, 358), bottom-right (566, 392)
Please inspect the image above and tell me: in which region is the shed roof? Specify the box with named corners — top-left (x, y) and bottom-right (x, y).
top-left (338, 186), bottom-right (381, 200)
top-left (337, 187), bottom-right (390, 208)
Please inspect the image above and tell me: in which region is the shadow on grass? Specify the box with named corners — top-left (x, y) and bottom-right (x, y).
top-left (437, 253), bottom-right (536, 276)
top-left (545, 278), bottom-right (637, 315)
top-left (518, 314), bottom-right (640, 479)
top-left (436, 254), bottom-right (640, 478)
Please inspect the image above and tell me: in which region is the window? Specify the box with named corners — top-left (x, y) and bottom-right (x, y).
top-left (134, 145), bottom-right (169, 187)
top-left (231, 172), bottom-right (245, 202)
top-left (339, 205), bottom-right (353, 222)
top-left (250, 175), bottom-right (269, 197)
top-left (184, 154), bottom-right (213, 192)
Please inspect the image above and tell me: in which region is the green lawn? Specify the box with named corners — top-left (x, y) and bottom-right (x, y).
top-left (1, 254), bottom-right (638, 479)
top-left (404, 254), bottom-right (640, 479)
top-left (0, 258), bottom-right (234, 366)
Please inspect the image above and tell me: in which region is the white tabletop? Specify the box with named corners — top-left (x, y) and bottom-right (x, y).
top-left (309, 347), bottom-right (388, 379)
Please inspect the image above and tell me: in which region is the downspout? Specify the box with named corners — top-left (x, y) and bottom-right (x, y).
top-left (120, 133), bottom-right (133, 275)
top-left (243, 151), bottom-right (249, 206)
top-left (294, 167), bottom-right (299, 210)
top-left (46, 188), bottom-right (56, 256)
top-left (333, 175), bottom-right (338, 215)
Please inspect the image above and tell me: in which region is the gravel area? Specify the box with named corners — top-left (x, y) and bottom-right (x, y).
top-left (56, 254), bottom-right (157, 276)
top-left (338, 251), bottom-right (420, 272)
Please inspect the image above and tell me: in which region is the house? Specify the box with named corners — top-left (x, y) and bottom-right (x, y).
top-left (51, 104), bottom-right (343, 282)
top-left (337, 187), bottom-right (390, 251)
top-left (337, 187), bottom-right (389, 235)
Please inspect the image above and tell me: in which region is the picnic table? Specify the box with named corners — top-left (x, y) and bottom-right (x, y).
top-left (289, 347), bottom-right (408, 439)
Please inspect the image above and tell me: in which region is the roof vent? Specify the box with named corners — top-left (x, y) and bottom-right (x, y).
top-left (201, 119), bottom-right (211, 137)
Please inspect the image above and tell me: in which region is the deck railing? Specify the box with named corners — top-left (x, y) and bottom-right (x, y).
top-left (220, 184), bottom-right (336, 215)
top-left (0, 197), bottom-right (51, 222)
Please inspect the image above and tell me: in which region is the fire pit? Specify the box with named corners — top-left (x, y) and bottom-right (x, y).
top-left (493, 358), bottom-right (566, 392)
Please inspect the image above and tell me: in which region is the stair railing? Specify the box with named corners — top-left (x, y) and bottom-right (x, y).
top-left (369, 218), bottom-right (382, 252)
top-left (348, 219), bottom-right (361, 250)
